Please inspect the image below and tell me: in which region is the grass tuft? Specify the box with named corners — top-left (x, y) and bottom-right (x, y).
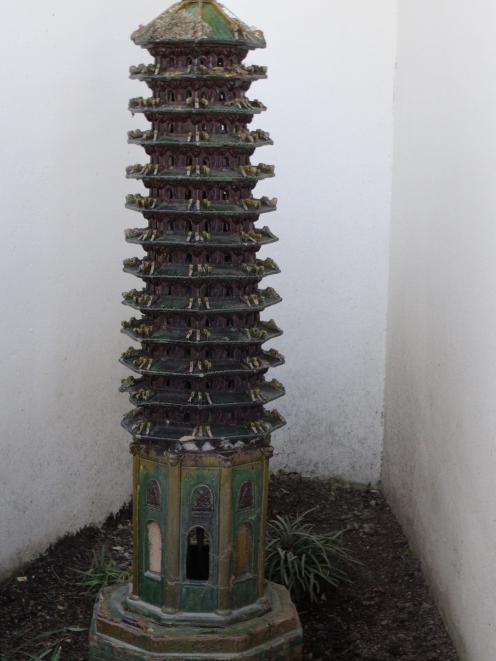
top-left (73, 546), bottom-right (130, 593)
top-left (265, 509), bottom-right (359, 603)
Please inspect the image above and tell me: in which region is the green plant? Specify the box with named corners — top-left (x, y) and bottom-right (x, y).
top-left (0, 627), bottom-right (85, 661)
top-left (74, 546), bottom-right (131, 593)
top-left (265, 510), bottom-right (358, 603)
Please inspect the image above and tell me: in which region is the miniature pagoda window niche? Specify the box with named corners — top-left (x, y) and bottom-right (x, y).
top-left (234, 523), bottom-right (253, 577)
top-left (238, 481), bottom-right (254, 510)
top-left (146, 479), bottom-right (161, 509)
top-left (186, 527), bottom-right (210, 581)
top-left (147, 521), bottom-right (162, 575)
top-left (191, 485), bottom-right (213, 513)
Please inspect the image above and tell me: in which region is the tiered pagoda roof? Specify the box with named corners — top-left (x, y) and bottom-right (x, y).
top-left (121, 0), bottom-right (284, 454)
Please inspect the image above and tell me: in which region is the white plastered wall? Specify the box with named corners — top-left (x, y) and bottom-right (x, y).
top-left (0, 0), bottom-right (396, 577)
top-left (383, 1), bottom-right (496, 659)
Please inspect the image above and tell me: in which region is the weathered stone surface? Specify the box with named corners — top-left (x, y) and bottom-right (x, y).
top-left (89, 582), bottom-right (303, 660)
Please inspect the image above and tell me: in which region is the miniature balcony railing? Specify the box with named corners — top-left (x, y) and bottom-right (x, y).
top-left (124, 226), bottom-right (278, 249)
top-left (121, 409), bottom-right (285, 446)
top-left (122, 257), bottom-right (280, 281)
top-left (125, 194), bottom-right (278, 215)
top-left (126, 163), bottom-right (275, 182)
top-left (121, 287), bottom-right (282, 313)
top-left (129, 63), bottom-right (267, 81)
top-left (121, 378), bottom-right (285, 410)
top-left (121, 319), bottom-right (282, 345)
top-left (119, 347), bottom-right (285, 377)
top-left (129, 96), bottom-right (266, 115)
top-left (127, 128), bottom-right (273, 148)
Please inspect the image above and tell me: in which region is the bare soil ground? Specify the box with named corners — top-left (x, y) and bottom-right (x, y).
top-left (0, 474), bottom-right (458, 660)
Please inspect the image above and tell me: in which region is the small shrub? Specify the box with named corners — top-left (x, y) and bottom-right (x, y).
top-left (73, 546), bottom-right (130, 593)
top-left (265, 510), bottom-right (358, 603)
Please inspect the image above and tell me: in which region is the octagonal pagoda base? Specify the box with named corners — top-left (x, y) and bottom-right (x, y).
top-left (89, 581), bottom-right (303, 660)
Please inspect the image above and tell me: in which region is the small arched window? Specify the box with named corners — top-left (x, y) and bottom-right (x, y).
top-left (217, 57), bottom-right (224, 67)
top-left (220, 122), bottom-right (227, 134)
top-left (238, 481), bottom-right (254, 510)
top-left (167, 188), bottom-right (174, 200)
top-left (168, 90), bottom-right (176, 102)
top-left (168, 155), bottom-right (175, 168)
top-left (219, 91), bottom-right (226, 102)
top-left (146, 479), bottom-right (161, 508)
top-left (222, 190), bottom-right (229, 201)
top-left (186, 527), bottom-right (210, 581)
top-left (223, 156), bottom-right (230, 168)
top-left (168, 122), bottom-right (175, 134)
top-left (147, 521), bottom-right (162, 574)
top-left (168, 56), bottom-right (176, 68)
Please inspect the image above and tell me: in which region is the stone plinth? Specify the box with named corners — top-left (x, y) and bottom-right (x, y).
top-left (89, 582), bottom-right (303, 660)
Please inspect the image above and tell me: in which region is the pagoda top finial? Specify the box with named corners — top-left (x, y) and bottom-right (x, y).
top-left (131, 0), bottom-right (266, 49)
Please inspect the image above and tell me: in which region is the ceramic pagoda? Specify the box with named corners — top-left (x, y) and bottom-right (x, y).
top-left (90, 2), bottom-right (302, 658)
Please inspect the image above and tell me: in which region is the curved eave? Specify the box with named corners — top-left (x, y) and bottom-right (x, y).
top-left (121, 323), bottom-right (282, 346)
top-left (130, 72), bottom-right (267, 82)
top-left (122, 293), bottom-right (282, 314)
top-left (124, 383), bottom-right (285, 410)
top-left (122, 413), bottom-right (286, 446)
top-left (128, 137), bottom-right (273, 149)
top-left (129, 104), bottom-right (265, 116)
top-left (133, 37), bottom-right (265, 50)
top-left (125, 231), bottom-right (278, 249)
top-left (123, 263), bottom-right (280, 281)
top-left (126, 170), bottom-right (274, 184)
top-left (125, 202), bottom-right (277, 216)
top-left (120, 351), bottom-right (284, 378)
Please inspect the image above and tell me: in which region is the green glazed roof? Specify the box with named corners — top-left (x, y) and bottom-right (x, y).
top-left (122, 289), bottom-right (282, 314)
top-left (120, 349), bottom-right (284, 378)
top-left (121, 410), bottom-right (285, 446)
top-left (132, 0), bottom-right (266, 49)
top-left (123, 379), bottom-right (285, 410)
top-left (121, 320), bottom-right (282, 346)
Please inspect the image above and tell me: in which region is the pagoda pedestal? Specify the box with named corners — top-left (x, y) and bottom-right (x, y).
top-left (90, 1), bottom-right (301, 658)
top-left (90, 582), bottom-right (301, 660)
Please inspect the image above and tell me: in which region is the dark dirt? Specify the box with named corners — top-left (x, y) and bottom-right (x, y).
top-left (0, 474), bottom-right (458, 660)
